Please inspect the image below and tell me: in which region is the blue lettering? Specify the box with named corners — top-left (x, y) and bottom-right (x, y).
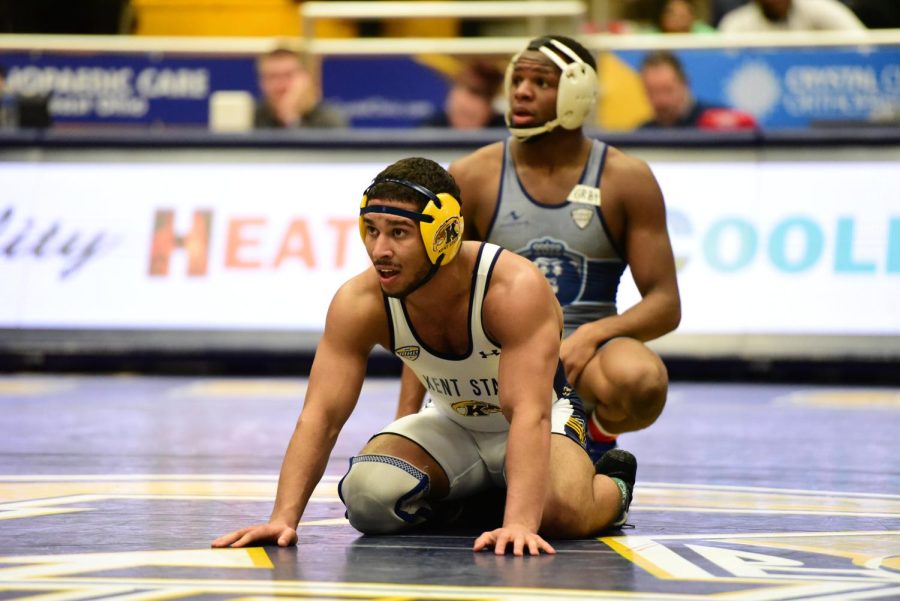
top-left (691, 214), bottom-right (900, 275)
top-left (768, 217), bottom-right (823, 273)
top-left (835, 217), bottom-right (876, 273)
top-left (704, 218), bottom-right (756, 272)
top-left (888, 218), bottom-right (900, 273)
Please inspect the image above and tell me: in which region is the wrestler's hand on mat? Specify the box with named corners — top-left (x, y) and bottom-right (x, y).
top-left (212, 522), bottom-right (298, 548)
top-left (473, 526), bottom-right (556, 556)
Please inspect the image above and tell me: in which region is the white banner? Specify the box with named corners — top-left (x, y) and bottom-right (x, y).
top-left (640, 160), bottom-right (900, 335)
top-left (1, 160), bottom-right (899, 335)
top-left (0, 162), bottom-right (377, 329)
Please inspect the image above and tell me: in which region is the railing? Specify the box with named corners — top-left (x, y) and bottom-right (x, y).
top-left (1, 29), bottom-right (898, 56)
top-left (299, 1), bottom-right (587, 44)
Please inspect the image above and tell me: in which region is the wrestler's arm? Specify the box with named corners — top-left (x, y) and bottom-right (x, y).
top-left (569, 155), bottom-right (681, 349)
top-left (213, 275), bottom-right (382, 547)
top-left (473, 253), bottom-right (561, 556)
top-left (608, 155), bottom-right (681, 340)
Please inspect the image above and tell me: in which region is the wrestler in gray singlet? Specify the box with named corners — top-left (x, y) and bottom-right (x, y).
top-left (485, 138), bottom-right (627, 337)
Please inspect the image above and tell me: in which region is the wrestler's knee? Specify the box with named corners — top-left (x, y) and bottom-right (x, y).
top-left (540, 490), bottom-right (588, 538)
top-left (626, 362), bottom-right (668, 428)
top-left (338, 454), bottom-right (432, 534)
top-left (603, 341), bottom-right (669, 429)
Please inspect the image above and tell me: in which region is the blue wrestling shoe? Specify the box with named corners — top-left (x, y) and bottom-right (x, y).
top-left (594, 448), bottom-right (637, 528)
top-left (585, 412), bottom-right (618, 464)
top-left (585, 433), bottom-right (618, 464)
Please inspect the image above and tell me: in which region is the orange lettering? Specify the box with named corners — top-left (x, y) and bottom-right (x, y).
top-left (225, 218), bottom-right (265, 269)
top-left (148, 209), bottom-right (212, 277)
top-left (328, 217), bottom-right (356, 268)
top-left (274, 219), bottom-right (315, 268)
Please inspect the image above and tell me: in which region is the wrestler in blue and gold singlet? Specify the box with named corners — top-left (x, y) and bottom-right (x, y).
top-left (486, 139), bottom-right (627, 337)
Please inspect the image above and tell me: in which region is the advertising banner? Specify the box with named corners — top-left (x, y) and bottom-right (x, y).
top-left (3, 45), bottom-right (896, 129)
top-left (0, 162), bottom-right (375, 328)
top-left (0, 51), bottom-right (449, 128)
top-left (607, 45), bottom-right (900, 129)
top-left (321, 56), bottom-right (449, 128)
top-left (0, 51), bottom-right (257, 126)
top-left (618, 160), bottom-right (900, 334)
top-left (1, 159), bottom-right (898, 335)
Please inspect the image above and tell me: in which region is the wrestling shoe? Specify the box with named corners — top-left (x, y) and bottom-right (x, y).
top-left (585, 411), bottom-right (618, 463)
top-left (584, 434), bottom-right (617, 464)
top-left (594, 448), bottom-right (637, 528)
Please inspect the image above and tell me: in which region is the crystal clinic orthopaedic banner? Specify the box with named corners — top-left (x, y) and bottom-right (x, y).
top-left (0, 160), bottom-right (898, 336)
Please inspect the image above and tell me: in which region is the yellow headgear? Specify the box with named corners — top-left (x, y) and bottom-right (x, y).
top-left (359, 177), bottom-right (464, 266)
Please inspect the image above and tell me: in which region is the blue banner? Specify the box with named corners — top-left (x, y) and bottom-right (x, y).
top-left (322, 56), bottom-right (448, 128)
top-left (614, 45), bottom-right (900, 128)
top-left (0, 51), bottom-right (257, 126)
top-left (2, 46), bottom-right (897, 129)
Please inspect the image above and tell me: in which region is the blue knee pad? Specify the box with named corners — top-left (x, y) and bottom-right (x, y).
top-left (337, 454), bottom-right (432, 534)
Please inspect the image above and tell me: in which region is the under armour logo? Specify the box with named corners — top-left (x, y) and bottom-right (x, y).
top-left (479, 349), bottom-right (500, 358)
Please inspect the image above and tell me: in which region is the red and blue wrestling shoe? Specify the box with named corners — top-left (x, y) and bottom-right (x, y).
top-left (585, 411), bottom-right (618, 464)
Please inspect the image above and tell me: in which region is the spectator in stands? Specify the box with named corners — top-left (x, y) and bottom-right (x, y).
top-left (422, 59), bottom-right (505, 129)
top-left (254, 48), bottom-right (346, 129)
top-left (650, 0), bottom-right (716, 33)
top-left (638, 51), bottom-right (755, 129)
top-left (0, 63), bottom-right (52, 129)
top-left (718, 0), bottom-right (866, 31)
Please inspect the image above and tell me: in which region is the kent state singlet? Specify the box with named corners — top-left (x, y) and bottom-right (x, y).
top-left (486, 139), bottom-right (627, 336)
top-left (385, 242), bottom-right (568, 433)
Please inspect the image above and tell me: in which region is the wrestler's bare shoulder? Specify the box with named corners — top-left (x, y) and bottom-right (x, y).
top-left (602, 145), bottom-right (663, 204)
top-left (486, 249), bottom-right (563, 329)
top-left (329, 269), bottom-right (386, 325)
top-left (604, 145), bottom-right (655, 181)
top-left (491, 249), bottom-right (558, 303)
top-left (450, 142), bottom-right (504, 183)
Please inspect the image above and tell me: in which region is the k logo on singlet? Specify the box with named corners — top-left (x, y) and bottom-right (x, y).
top-left (451, 400), bottom-right (502, 417)
top-left (518, 238), bottom-right (585, 305)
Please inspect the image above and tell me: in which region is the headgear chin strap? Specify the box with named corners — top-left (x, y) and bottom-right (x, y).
top-left (359, 177), bottom-right (463, 297)
top-left (505, 38), bottom-right (598, 141)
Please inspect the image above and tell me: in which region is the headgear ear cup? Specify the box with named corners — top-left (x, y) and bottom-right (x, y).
top-left (359, 179), bottom-right (464, 265)
top-left (420, 192), bottom-right (463, 264)
top-left (358, 194), bottom-right (369, 242)
top-left (556, 61), bottom-right (598, 129)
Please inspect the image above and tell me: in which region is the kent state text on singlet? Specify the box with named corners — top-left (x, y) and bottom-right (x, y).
top-left (487, 139), bottom-right (627, 335)
top-left (386, 243), bottom-right (565, 433)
